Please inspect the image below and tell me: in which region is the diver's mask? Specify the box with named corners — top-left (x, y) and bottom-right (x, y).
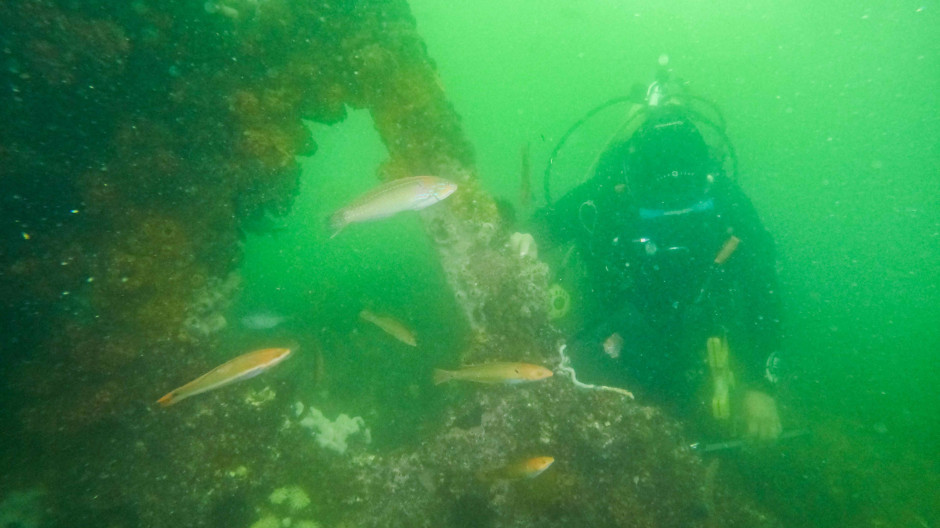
top-left (626, 109), bottom-right (716, 210)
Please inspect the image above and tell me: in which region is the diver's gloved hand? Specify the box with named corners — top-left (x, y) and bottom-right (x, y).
top-left (742, 389), bottom-right (782, 440)
top-left (509, 232), bottom-right (538, 259)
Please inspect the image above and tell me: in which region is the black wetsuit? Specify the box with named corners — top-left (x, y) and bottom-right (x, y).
top-left (534, 139), bottom-right (782, 413)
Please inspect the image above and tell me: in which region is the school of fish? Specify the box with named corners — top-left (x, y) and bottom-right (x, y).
top-left (157, 174), bottom-right (556, 481)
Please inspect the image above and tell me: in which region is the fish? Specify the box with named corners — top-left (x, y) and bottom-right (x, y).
top-left (240, 311), bottom-right (290, 330)
top-left (359, 309), bottom-right (417, 347)
top-left (603, 332), bottom-right (623, 359)
top-left (480, 456), bottom-right (555, 481)
top-left (329, 176), bottom-right (458, 237)
top-left (157, 347), bottom-right (293, 406)
top-left (433, 362), bottom-right (553, 385)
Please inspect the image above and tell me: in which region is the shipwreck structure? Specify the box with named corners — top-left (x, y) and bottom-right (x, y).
top-left (0, 1), bottom-right (779, 526)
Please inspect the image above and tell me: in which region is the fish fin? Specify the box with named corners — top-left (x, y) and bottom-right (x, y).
top-left (432, 369), bottom-right (452, 385)
top-left (156, 392), bottom-right (176, 407)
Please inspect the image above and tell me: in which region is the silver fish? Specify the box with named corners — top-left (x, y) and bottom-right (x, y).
top-left (329, 176), bottom-right (457, 236)
top-left (240, 311), bottom-right (289, 330)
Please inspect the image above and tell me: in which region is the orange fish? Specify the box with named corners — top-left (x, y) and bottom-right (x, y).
top-left (480, 456), bottom-right (555, 481)
top-left (433, 362), bottom-right (553, 385)
top-left (157, 347), bottom-right (293, 406)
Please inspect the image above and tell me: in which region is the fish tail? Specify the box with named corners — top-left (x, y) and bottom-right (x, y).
top-left (156, 392), bottom-right (177, 407)
top-left (432, 369), bottom-right (453, 385)
top-left (328, 210), bottom-right (347, 239)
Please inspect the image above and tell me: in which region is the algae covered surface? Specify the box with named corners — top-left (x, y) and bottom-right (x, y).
top-left (1, 1), bottom-right (938, 527)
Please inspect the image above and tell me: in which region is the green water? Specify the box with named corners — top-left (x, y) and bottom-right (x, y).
top-left (235, 0), bottom-right (939, 523)
top-left (241, 0), bottom-right (939, 440)
top-left (236, 110), bottom-right (464, 446)
top-left (1, 0), bottom-right (938, 526)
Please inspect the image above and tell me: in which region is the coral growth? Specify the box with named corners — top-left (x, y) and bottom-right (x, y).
top-left (296, 405), bottom-right (371, 455)
top-left (340, 378), bottom-right (780, 528)
top-left (178, 272), bottom-right (242, 340)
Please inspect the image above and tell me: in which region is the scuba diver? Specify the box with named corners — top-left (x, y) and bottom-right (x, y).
top-left (518, 66), bottom-right (784, 441)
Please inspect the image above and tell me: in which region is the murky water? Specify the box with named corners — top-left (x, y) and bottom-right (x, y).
top-left (1, 1), bottom-right (937, 527)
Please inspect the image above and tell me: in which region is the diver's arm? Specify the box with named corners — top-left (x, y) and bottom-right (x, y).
top-left (719, 179), bottom-right (784, 440)
top-left (720, 179), bottom-right (784, 388)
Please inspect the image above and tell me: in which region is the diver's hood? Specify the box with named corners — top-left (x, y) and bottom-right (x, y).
top-left (626, 107), bottom-right (714, 210)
